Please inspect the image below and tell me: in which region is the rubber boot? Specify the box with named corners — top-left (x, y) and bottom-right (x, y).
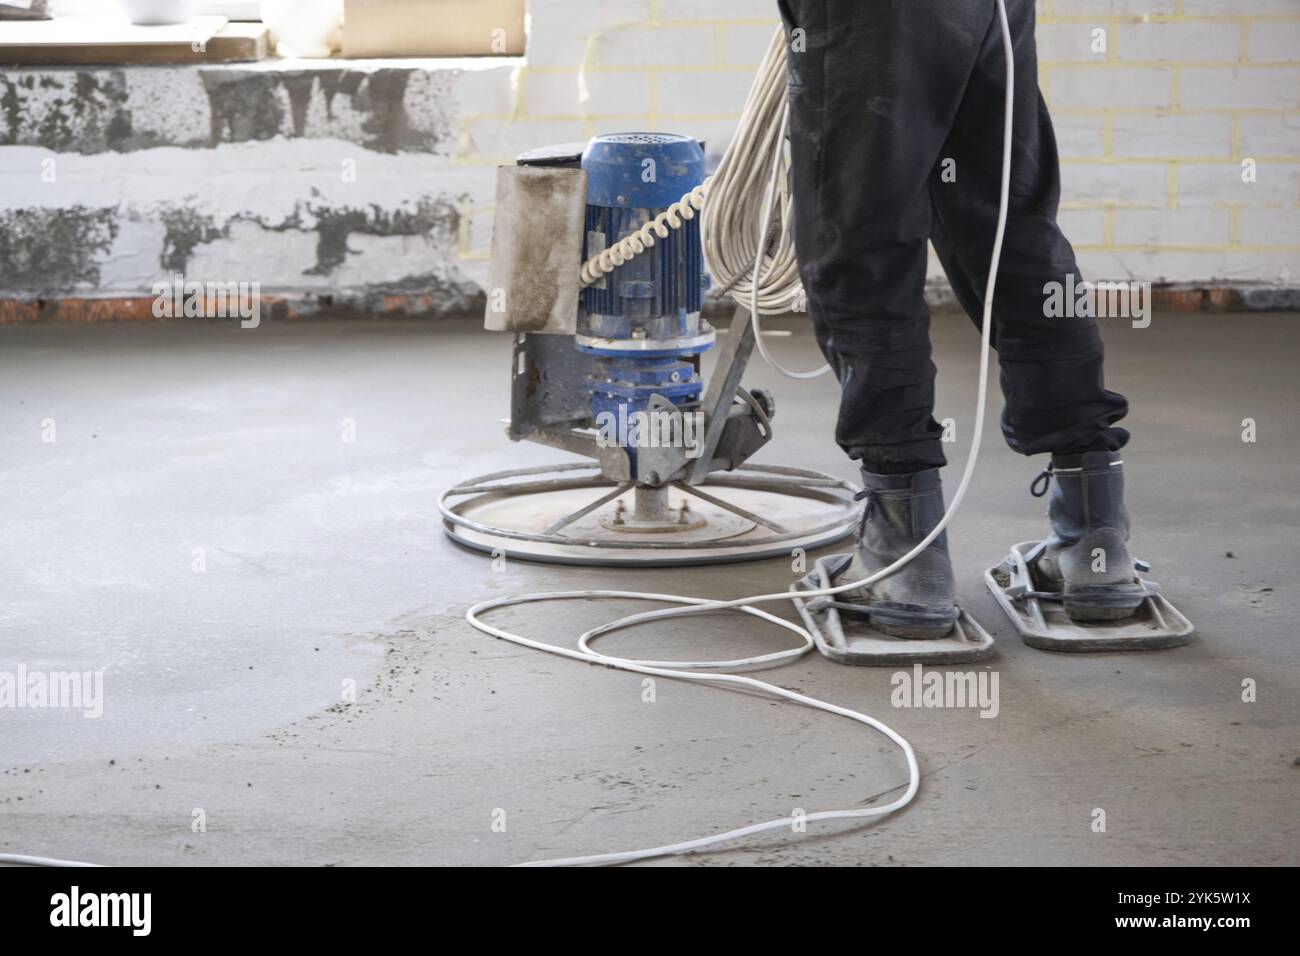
top-left (840, 468), bottom-right (958, 639)
top-left (1034, 450), bottom-right (1147, 621)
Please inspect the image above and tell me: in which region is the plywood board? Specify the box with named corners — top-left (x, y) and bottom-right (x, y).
top-left (0, 16), bottom-right (269, 63)
top-left (342, 0), bottom-right (525, 58)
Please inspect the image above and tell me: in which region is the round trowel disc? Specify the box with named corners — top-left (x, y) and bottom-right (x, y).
top-left (441, 464), bottom-right (859, 567)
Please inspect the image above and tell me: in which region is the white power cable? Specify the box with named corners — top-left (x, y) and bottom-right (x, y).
top-left (578, 185), bottom-right (707, 288)
top-left (471, 0), bottom-right (1016, 867)
top-left (0, 853), bottom-right (101, 867)
top-left (748, 101), bottom-right (830, 379)
top-left (702, 26), bottom-right (805, 318)
top-left (469, 591), bottom-right (918, 868)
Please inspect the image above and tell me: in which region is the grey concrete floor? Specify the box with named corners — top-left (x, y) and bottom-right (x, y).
top-left (1, 312), bottom-right (1297, 866)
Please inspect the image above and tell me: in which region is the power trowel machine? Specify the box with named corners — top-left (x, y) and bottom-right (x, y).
top-left (445, 23), bottom-right (1191, 665)
top-left (441, 132), bottom-right (860, 568)
top-left (441, 124), bottom-right (999, 664)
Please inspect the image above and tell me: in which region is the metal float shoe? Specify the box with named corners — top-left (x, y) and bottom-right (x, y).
top-left (985, 451), bottom-right (1194, 651)
top-left (790, 468), bottom-right (994, 666)
top-left (792, 555), bottom-right (996, 666)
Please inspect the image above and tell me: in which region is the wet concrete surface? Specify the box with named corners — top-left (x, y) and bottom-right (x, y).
top-left (0, 312), bottom-right (1296, 865)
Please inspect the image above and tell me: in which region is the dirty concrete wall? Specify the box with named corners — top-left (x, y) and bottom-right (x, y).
top-left (1, 0), bottom-right (1298, 320)
top-left (0, 62), bottom-right (507, 318)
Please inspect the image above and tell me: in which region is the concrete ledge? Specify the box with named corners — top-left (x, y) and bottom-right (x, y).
top-left (0, 57), bottom-right (520, 305)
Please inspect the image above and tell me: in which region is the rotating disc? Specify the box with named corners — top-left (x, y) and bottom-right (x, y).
top-left (441, 463), bottom-right (859, 567)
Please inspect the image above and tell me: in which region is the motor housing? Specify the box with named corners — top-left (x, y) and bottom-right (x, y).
top-left (577, 134), bottom-right (713, 473)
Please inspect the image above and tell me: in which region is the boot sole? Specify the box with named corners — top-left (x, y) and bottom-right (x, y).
top-left (869, 606), bottom-right (960, 641)
top-left (1063, 583), bottom-right (1147, 623)
top-left (874, 619), bottom-right (958, 640)
top-left (1064, 604), bottom-right (1140, 622)
top-left (824, 555), bottom-right (959, 640)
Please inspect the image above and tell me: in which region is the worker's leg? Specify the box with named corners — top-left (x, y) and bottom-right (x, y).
top-left (780, 0), bottom-right (1003, 641)
top-left (780, 0), bottom-right (997, 474)
top-left (926, 0), bottom-right (1129, 457)
top-left (930, 1), bottom-right (1147, 626)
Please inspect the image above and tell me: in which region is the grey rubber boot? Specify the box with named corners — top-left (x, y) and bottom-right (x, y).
top-left (840, 468), bottom-right (958, 639)
top-left (1034, 450), bottom-right (1147, 621)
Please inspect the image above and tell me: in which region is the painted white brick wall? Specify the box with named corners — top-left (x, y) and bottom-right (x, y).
top-left (1117, 21), bottom-right (1241, 61)
top-left (1109, 113), bottom-right (1232, 156)
top-left (453, 0), bottom-right (1300, 286)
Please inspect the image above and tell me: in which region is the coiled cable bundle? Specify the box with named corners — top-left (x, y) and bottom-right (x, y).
top-left (580, 27), bottom-right (802, 319)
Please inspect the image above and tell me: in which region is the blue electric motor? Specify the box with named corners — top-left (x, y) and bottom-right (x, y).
top-left (578, 133), bottom-right (713, 466)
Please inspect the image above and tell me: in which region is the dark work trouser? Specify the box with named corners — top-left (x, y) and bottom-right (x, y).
top-left (779, 0), bottom-right (1129, 473)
